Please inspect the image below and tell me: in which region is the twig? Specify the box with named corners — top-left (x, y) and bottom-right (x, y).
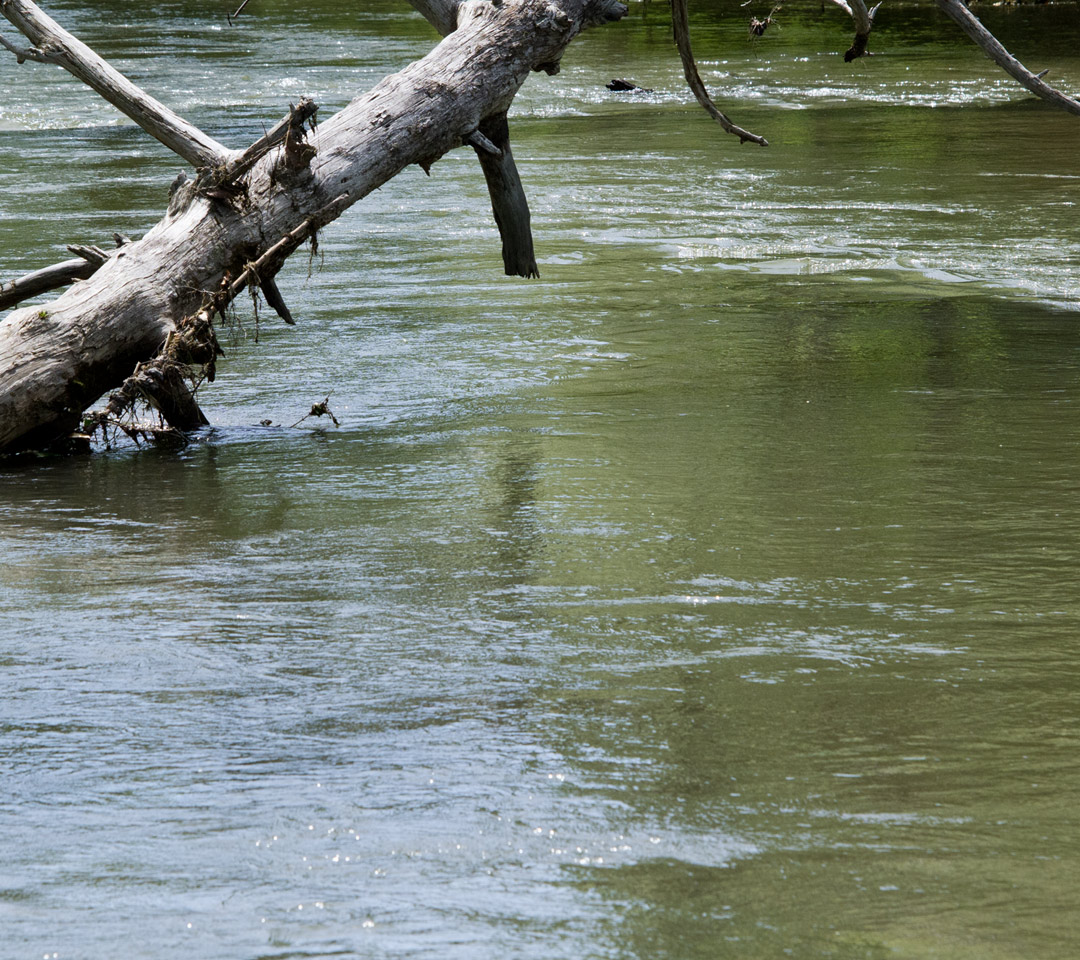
top-left (291, 396), bottom-right (339, 429)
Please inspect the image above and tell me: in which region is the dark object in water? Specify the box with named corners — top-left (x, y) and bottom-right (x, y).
top-left (606, 78), bottom-right (653, 93)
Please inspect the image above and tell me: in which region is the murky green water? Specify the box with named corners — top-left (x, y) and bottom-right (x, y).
top-left (3, 2), bottom-right (1080, 957)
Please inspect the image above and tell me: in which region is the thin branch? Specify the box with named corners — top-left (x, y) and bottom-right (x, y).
top-left (935, 0), bottom-right (1080, 117)
top-left (465, 128), bottom-right (502, 157)
top-left (0, 240), bottom-right (126, 311)
top-left (0, 0), bottom-right (232, 168)
top-left (670, 0), bottom-right (767, 145)
top-left (291, 396), bottom-right (339, 429)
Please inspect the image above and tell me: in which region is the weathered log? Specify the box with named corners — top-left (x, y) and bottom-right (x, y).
top-left (0, 0), bottom-right (627, 452)
top-left (5, 0), bottom-right (1075, 454)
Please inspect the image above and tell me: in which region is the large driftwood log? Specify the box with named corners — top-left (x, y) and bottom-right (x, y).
top-left (0, 0), bottom-right (625, 453)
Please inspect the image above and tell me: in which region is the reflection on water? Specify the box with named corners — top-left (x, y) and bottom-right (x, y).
top-left (4, 2), bottom-right (1080, 958)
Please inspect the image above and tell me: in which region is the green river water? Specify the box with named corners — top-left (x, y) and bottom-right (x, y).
top-left (2, 1), bottom-right (1080, 957)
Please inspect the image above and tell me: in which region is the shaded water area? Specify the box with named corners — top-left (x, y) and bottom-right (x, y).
top-left (3, 1), bottom-right (1080, 957)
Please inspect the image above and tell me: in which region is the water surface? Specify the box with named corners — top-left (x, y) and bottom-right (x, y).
top-left (3, 2), bottom-right (1080, 958)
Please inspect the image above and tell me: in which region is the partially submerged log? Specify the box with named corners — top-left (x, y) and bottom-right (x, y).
top-left (0, 0), bottom-right (628, 453)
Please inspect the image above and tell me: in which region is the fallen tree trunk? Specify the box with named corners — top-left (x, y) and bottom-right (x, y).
top-left (0, 0), bottom-right (625, 453)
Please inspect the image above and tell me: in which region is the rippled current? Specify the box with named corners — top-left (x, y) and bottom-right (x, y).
top-left (3, 2), bottom-right (1080, 958)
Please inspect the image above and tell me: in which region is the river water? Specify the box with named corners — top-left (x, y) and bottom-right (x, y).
top-left (2, 1), bottom-right (1080, 957)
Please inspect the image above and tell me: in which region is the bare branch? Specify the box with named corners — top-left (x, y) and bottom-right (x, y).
top-left (0, 0), bottom-right (232, 168)
top-left (671, 0), bottom-right (768, 145)
top-left (935, 0), bottom-right (1080, 116)
top-left (0, 258), bottom-right (98, 311)
top-left (227, 0), bottom-right (252, 26)
top-left (465, 128), bottom-right (502, 156)
top-left (0, 240), bottom-right (126, 311)
top-left (826, 0), bottom-right (879, 62)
